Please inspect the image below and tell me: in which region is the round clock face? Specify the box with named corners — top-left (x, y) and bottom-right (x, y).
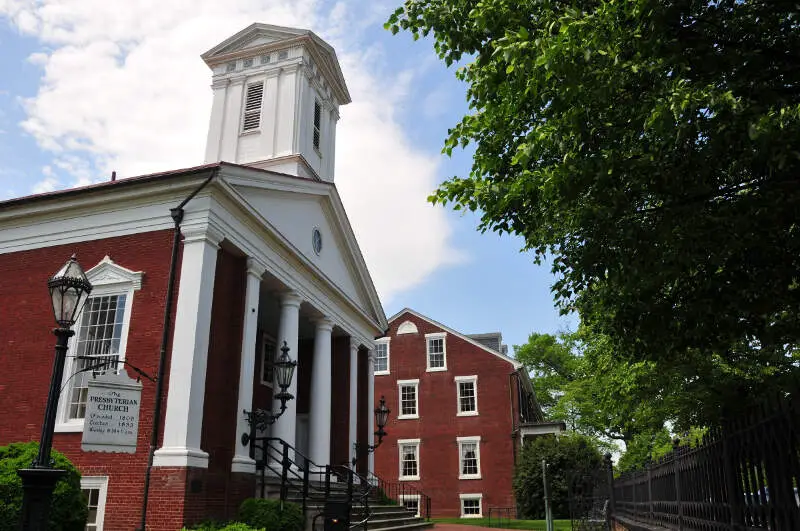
top-left (312, 228), bottom-right (322, 255)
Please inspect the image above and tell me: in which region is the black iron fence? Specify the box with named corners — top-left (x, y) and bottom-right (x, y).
top-left (609, 392), bottom-right (800, 530)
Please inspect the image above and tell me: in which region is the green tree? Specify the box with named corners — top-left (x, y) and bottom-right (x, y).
top-left (0, 442), bottom-right (88, 531)
top-left (515, 329), bottom-right (671, 448)
top-left (387, 0), bottom-right (800, 423)
top-left (513, 433), bottom-right (603, 520)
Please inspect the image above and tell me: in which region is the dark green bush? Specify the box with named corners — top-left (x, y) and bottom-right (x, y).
top-left (0, 441), bottom-right (88, 531)
top-left (238, 498), bottom-right (303, 531)
top-left (513, 433), bottom-right (603, 519)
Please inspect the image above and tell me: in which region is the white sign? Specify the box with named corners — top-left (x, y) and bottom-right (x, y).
top-left (81, 369), bottom-right (142, 453)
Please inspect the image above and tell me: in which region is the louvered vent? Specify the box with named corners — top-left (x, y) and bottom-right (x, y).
top-left (242, 83), bottom-right (264, 132)
top-left (313, 100), bottom-right (322, 149)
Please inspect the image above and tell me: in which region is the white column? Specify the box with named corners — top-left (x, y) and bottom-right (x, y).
top-left (271, 291), bottom-right (302, 450)
top-left (154, 225), bottom-right (221, 468)
top-left (348, 339), bottom-right (359, 468)
top-left (308, 318), bottom-right (333, 467)
top-left (231, 258), bottom-right (267, 473)
top-left (366, 347), bottom-right (375, 474)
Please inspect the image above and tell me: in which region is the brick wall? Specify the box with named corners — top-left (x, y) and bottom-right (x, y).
top-left (0, 230), bottom-right (182, 529)
top-left (373, 312), bottom-right (519, 518)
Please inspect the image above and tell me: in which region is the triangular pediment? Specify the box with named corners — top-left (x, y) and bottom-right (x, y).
top-left (202, 24), bottom-right (309, 59)
top-left (85, 256), bottom-right (144, 290)
top-left (220, 170), bottom-right (384, 328)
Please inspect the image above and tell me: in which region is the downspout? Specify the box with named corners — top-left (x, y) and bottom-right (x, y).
top-left (138, 167), bottom-right (220, 531)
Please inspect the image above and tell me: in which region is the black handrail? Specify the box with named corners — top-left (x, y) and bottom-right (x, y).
top-left (363, 470), bottom-right (432, 521)
top-left (249, 436), bottom-right (375, 529)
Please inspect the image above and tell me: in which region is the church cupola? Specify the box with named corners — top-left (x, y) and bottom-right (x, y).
top-left (201, 24), bottom-right (350, 182)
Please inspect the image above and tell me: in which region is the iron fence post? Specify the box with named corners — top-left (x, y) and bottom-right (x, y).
top-left (721, 430), bottom-right (743, 530)
top-left (647, 463), bottom-right (654, 524)
top-left (280, 442), bottom-right (290, 503)
top-left (302, 463), bottom-right (310, 516)
top-left (673, 439), bottom-right (683, 531)
top-left (605, 453), bottom-right (615, 520)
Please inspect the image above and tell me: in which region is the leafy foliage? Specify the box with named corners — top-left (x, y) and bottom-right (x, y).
top-left (0, 442), bottom-right (88, 531)
top-left (513, 433), bottom-right (604, 519)
top-left (182, 523), bottom-right (264, 531)
top-left (515, 329), bottom-right (672, 446)
top-left (237, 498), bottom-right (303, 531)
top-left (387, 0), bottom-right (800, 423)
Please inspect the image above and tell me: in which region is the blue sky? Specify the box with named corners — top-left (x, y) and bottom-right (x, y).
top-left (0, 1), bottom-right (576, 353)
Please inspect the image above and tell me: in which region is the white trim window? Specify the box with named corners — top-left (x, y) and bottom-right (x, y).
top-left (260, 333), bottom-right (276, 387)
top-left (313, 99), bottom-right (322, 151)
top-left (56, 257), bottom-right (142, 432)
top-left (398, 438), bottom-right (420, 481)
top-left (400, 494), bottom-right (421, 517)
top-left (81, 476), bottom-right (109, 531)
top-left (425, 332), bottom-right (447, 372)
top-left (242, 82), bottom-right (264, 132)
top-left (374, 339), bottom-right (390, 375)
top-left (398, 379), bottom-right (419, 419)
top-left (457, 436), bottom-right (482, 479)
top-left (460, 493), bottom-right (483, 518)
top-left (455, 375), bottom-right (479, 416)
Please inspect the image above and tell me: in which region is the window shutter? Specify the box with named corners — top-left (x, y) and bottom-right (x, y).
top-left (242, 83), bottom-right (264, 131)
top-left (313, 100), bottom-right (322, 149)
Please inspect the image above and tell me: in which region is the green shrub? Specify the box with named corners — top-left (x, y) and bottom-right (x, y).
top-left (513, 433), bottom-right (603, 520)
top-left (0, 441), bottom-right (88, 531)
top-left (238, 498), bottom-right (303, 531)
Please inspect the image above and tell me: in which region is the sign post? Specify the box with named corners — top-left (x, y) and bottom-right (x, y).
top-left (82, 369), bottom-right (142, 453)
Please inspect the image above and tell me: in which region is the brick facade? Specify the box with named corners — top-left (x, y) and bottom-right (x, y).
top-left (373, 311), bottom-right (521, 518)
top-left (0, 230), bottom-right (182, 529)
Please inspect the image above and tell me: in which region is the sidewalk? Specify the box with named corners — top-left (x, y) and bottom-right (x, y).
top-left (432, 525), bottom-right (496, 531)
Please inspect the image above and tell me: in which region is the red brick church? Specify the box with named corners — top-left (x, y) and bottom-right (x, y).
top-left (0, 24), bottom-right (388, 530)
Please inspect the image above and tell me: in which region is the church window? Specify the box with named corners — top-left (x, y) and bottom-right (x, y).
top-left (398, 379), bottom-right (419, 419)
top-left (226, 61), bottom-right (236, 73)
top-left (374, 339), bottom-right (389, 374)
top-left (260, 54), bottom-right (270, 64)
top-left (313, 100), bottom-right (322, 151)
top-left (242, 82), bottom-right (264, 132)
top-left (56, 256), bottom-right (141, 431)
top-left (425, 332), bottom-right (447, 371)
top-left (455, 375), bottom-right (478, 415)
top-left (399, 439), bottom-right (420, 480)
top-left (260, 333), bottom-right (276, 387)
top-left (278, 50), bottom-right (288, 60)
top-left (243, 58), bottom-right (253, 68)
top-left (458, 436), bottom-right (481, 479)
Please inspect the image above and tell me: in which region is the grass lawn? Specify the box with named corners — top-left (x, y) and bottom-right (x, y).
top-left (430, 517), bottom-right (572, 530)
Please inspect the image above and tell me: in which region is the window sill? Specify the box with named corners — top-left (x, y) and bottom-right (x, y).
top-left (461, 514), bottom-right (483, 519)
top-left (397, 414), bottom-right (419, 420)
top-left (457, 411), bottom-right (479, 417)
top-left (55, 421), bottom-right (84, 433)
top-left (374, 370), bottom-right (390, 376)
top-left (399, 476), bottom-right (420, 482)
top-left (459, 475), bottom-right (482, 480)
top-left (426, 367), bottom-right (447, 373)
top-left (240, 129), bottom-right (261, 137)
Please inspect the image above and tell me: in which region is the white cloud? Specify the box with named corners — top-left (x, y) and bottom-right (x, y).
top-left (31, 176), bottom-right (58, 194)
top-left (0, 0), bottom-right (463, 303)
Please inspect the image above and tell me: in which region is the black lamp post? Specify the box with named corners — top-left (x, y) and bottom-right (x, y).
top-left (241, 341), bottom-right (297, 446)
top-left (352, 395), bottom-right (390, 467)
top-left (18, 255), bottom-right (93, 531)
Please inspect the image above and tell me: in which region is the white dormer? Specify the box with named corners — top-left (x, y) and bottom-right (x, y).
top-left (201, 24), bottom-right (350, 182)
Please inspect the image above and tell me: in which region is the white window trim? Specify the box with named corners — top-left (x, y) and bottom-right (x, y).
top-left (398, 438), bottom-right (421, 481)
top-left (425, 332), bottom-right (447, 372)
top-left (55, 256), bottom-right (142, 433)
top-left (455, 375), bottom-right (479, 416)
top-left (374, 338), bottom-right (390, 376)
top-left (259, 332), bottom-right (276, 387)
top-left (81, 476), bottom-right (109, 531)
top-left (459, 493), bottom-right (483, 518)
top-left (399, 494), bottom-right (421, 517)
top-left (457, 436), bottom-right (482, 480)
top-left (397, 379), bottom-right (419, 420)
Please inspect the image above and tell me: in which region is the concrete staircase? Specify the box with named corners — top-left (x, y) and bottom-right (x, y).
top-left (261, 476), bottom-right (432, 530)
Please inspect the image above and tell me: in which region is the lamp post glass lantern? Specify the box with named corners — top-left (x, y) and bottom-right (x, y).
top-left (352, 395), bottom-right (391, 467)
top-left (242, 341), bottom-right (297, 444)
top-left (18, 255), bottom-right (93, 531)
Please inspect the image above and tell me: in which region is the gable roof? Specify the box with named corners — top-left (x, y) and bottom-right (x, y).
top-left (387, 307), bottom-right (522, 369)
top-left (201, 23), bottom-right (351, 105)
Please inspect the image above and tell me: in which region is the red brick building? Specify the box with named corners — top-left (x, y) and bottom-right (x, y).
top-left (373, 309), bottom-right (547, 519)
top-left (0, 24), bottom-right (388, 531)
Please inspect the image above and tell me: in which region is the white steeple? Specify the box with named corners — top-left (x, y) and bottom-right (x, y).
top-left (201, 24), bottom-right (350, 182)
